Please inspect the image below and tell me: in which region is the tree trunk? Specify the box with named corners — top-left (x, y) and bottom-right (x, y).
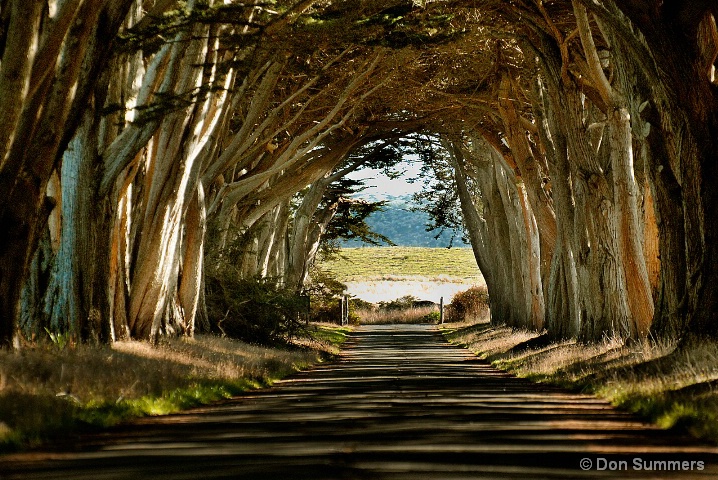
top-left (534, 77), bottom-right (581, 339)
top-left (450, 143), bottom-right (497, 313)
top-left (178, 184), bottom-right (207, 337)
top-left (286, 177), bottom-right (333, 291)
top-left (0, 0), bottom-right (134, 346)
top-left (44, 111), bottom-right (114, 343)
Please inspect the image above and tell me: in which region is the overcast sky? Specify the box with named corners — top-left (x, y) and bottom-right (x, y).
top-left (347, 160), bottom-right (426, 200)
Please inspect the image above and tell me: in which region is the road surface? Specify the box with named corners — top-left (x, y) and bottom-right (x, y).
top-left (1, 324), bottom-right (717, 479)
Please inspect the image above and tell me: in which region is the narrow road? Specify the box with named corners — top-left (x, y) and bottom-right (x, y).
top-left (2, 325), bottom-right (717, 479)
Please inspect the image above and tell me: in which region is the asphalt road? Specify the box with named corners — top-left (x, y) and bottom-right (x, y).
top-left (1, 324), bottom-right (717, 479)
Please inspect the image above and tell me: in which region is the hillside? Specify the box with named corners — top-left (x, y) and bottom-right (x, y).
top-left (343, 195), bottom-right (468, 248)
top-left (318, 247), bottom-right (484, 303)
top-left (322, 246), bottom-right (480, 282)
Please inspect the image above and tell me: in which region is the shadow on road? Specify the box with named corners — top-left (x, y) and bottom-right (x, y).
top-left (1, 325), bottom-right (716, 479)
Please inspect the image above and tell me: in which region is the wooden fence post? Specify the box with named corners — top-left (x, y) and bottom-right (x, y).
top-left (440, 296), bottom-right (444, 325)
top-left (340, 295), bottom-right (345, 326)
top-left (345, 296), bottom-right (349, 325)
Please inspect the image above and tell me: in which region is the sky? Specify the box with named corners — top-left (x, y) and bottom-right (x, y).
top-left (347, 160), bottom-right (426, 200)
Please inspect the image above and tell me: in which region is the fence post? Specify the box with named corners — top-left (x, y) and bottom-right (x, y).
top-left (440, 296), bottom-right (444, 325)
top-left (306, 295), bottom-right (311, 325)
top-left (344, 296), bottom-right (350, 326)
top-left (340, 295), bottom-right (350, 326)
top-left (340, 295), bottom-right (345, 326)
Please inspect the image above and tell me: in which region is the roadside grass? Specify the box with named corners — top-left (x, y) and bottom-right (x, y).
top-left (442, 321), bottom-right (718, 444)
top-left (297, 323), bottom-right (352, 351)
top-left (320, 247), bottom-right (482, 282)
top-left (357, 305), bottom-right (439, 325)
top-left (0, 324), bottom-right (350, 452)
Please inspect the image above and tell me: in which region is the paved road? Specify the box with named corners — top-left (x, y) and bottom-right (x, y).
top-left (2, 325), bottom-right (717, 479)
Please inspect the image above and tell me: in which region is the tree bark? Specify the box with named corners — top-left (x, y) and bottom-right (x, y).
top-left (594, 1), bottom-right (718, 342)
top-left (0, 0), bottom-right (134, 346)
top-left (178, 184), bottom-right (207, 337)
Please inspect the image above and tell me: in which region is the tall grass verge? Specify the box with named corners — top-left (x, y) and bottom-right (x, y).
top-left (0, 324), bottom-right (349, 452)
top-left (442, 322), bottom-right (718, 444)
top-left (357, 305), bottom-right (439, 325)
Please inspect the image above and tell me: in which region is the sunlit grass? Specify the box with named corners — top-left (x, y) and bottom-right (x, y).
top-left (297, 323), bottom-right (352, 352)
top-left (442, 322), bottom-right (718, 443)
top-left (0, 326), bottom-right (349, 452)
top-left (357, 305), bottom-right (439, 325)
top-left (320, 247), bottom-right (482, 282)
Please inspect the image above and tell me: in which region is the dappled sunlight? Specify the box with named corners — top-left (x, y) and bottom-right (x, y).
top-left (448, 324), bottom-right (540, 359)
top-left (113, 341), bottom-right (218, 373)
top-left (0, 332), bottom-right (330, 451)
top-left (3, 325), bottom-right (716, 479)
top-left (450, 324), bottom-right (718, 443)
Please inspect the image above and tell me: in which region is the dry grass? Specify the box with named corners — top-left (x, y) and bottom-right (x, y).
top-left (0, 326), bottom-right (347, 451)
top-left (357, 305), bottom-right (439, 325)
top-left (321, 247), bottom-right (484, 282)
top-left (443, 322), bottom-right (718, 444)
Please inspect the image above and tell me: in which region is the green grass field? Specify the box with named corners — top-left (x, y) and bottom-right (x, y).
top-left (320, 247), bottom-right (481, 282)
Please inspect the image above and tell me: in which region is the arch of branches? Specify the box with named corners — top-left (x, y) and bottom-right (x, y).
top-left (1, 0), bottom-right (716, 346)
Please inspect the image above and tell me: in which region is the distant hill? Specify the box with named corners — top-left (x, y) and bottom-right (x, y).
top-left (342, 195), bottom-right (468, 248)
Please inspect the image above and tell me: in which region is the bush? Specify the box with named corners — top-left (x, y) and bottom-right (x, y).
top-left (446, 286), bottom-right (490, 323)
top-left (205, 275), bottom-right (306, 345)
top-left (355, 295), bottom-right (439, 325)
top-left (304, 266), bottom-right (363, 325)
top-left (422, 311), bottom-right (442, 324)
top-left (377, 295), bottom-right (419, 311)
top-left (309, 299), bottom-right (341, 324)
top-left (307, 298), bottom-right (361, 325)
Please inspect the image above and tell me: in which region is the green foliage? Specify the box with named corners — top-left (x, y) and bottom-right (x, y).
top-left (340, 136), bottom-right (469, 248)
top-left (44, 328), bottom-right (71, 350)
top-left (304, 267), bottom-right (364, 325)
top-left (378, 295), bottom-right (419, 311)
top-left (205, 275), bottom-right (307, 345)
top-left (308, 299), bottom-right (359, 326)
top-left (422, 311), bottom-right (442, 324)
top-left (324, 197), bottom-right (396, 248)
top-left (116, 2), bottom-right (263, 55)
top-left (305, 265), bottom-right (347, 302)
top-left (299, 2), bottom-right (462, 50)
top-left (204, 220), bottom-right (310, 344)
top-left (446, 286), bottom-right (490, 322)
top-left (353, 4), bottom-right (461, 49)
top-left (307, 298), bottom-right (341, 324)
top-left (349, 298), bottom-right (375, 311)
top-left (320, 177), bottom-right (396, 251)
top-left (410, 136), bottom-right (469, 245)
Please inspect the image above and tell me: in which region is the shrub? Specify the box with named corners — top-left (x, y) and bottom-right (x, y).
top-left (205, 275), bottom-right (306, 345)
top-left (422, 311), bottom-right (442, 324)
top-left (307, 298), bottom-right (361, 325)
top-left (303, 266), bottom-right (354, 325)
top-left (377, 295), bottom-right (419, 311)
top-left (446, 286), bottom-right (490, 323)
top-left (355, 295), bottom-right (440, 325)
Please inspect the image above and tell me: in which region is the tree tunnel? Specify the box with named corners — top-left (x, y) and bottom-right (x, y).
top-left (1, 0), bottom-right (717, 348)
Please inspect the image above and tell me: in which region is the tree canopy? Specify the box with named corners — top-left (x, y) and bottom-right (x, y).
top-left (1, 0), bottom-right (717, 346)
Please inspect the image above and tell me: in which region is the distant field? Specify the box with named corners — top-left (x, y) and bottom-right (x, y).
top-left (320, 247), bottom-right (482, 282)
top-left (318, 247), bottom-right (485, 303)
